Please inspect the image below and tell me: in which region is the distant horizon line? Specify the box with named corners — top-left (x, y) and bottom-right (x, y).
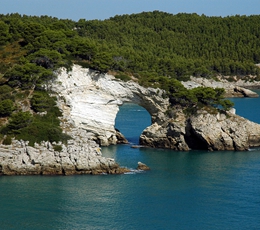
top-left (1, 10), bottom-right (259, 21)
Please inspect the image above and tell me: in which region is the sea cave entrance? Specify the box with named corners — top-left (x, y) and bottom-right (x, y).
top-left (115, 103), bottom-right (151, 145)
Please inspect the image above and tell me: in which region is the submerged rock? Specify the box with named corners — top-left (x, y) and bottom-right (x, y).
top-left (131, 145), bottom-right (145, 148)
top-left (137, 162), bottom-right (150, 171)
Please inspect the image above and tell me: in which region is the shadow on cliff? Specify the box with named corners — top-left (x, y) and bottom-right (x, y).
top-left (184, 120), bottom-right (209, 150)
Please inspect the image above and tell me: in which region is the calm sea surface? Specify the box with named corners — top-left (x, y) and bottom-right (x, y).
top-left (1, 94), bottom-right (260, 230)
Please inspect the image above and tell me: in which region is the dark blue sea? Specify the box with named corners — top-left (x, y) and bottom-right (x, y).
top-left (1, 94), bottom-right (260, 230)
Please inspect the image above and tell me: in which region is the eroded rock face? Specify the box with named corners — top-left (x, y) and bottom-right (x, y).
top-left (52, 65), bottom-right (169, 146)
top-left (139, 109), bottom-right (190, 151)
top-left (140, 109), bottom-right (260, 151)
top-left (0, 133), bottom-right (129, 176)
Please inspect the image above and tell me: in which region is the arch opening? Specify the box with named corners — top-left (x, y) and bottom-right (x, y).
top-left (115, 103), bottom-right (151, 145)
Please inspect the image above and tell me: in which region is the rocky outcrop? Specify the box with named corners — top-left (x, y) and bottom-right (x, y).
top-left (0, 131), bottom-right (130, 176)
top-left (140, 110), bottom-right (190, 150)
top-left (137, 162), bottom-right (150, 171)
top-left (138, 76), bottom-right (260, 151)
top-left (140, 109), bottom-right (260, 151)
top-left (182, 77), bottom-right (259, 97)
top-left (115, 129), bottom-right (129, 144)
top-left (232, 86), bottom-right (258, 97)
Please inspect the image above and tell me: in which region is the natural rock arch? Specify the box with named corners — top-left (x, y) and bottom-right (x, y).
top-left (52, 65), bottom-right (169, 146)
top-left (52, 65), bottom-right (260, 151)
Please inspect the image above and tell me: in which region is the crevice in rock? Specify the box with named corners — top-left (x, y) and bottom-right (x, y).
top-left (184, 120), bottom-right (209, 150)
top-left (232, 141), bottom-right (237, 151)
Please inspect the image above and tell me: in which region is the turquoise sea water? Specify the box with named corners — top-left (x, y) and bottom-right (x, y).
top-left (1, 98), bottom-right (260, 230)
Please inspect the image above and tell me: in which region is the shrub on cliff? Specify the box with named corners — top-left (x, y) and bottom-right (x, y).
top-left (0, 99), bottom-right (15, 116)
top-left (190, 87), bottom-right (234, 110)
top-left (53, 144), bottom-right (62, 152)
top-left (15, 120), bottom-right (70, 145)
top-left (30, 90), bottom-right (57, 113)
top-left (0, 111), bottom-right (33, 134)
top-left (166, 78), bottom-right (234, 111)
top-left (4, 63), bottom-right (44, 89)
top-left (0, 92), bottom-right (67, 145)
top-left (2, 135), bottom-right (12, 145)
top-left (115, 73), bottom-right (132, 81)
top-left (0, 85), bottom-right (12, 94)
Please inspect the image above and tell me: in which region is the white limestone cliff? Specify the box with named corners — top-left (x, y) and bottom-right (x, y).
top-left (52, 65), bottom-right (169, 146)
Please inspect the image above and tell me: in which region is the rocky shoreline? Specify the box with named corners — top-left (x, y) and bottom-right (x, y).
top-left (0, 129), bottom-right (130, 176)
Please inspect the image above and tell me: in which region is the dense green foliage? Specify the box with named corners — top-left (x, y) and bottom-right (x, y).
top-left (0, 11), bottom-right (258, 143)
top-left (1, 11), bottom-right (260, 79)
top-left (0, 91), bottom-right (70, 145)
top-left (0, 99), bottom-right (14, 116)
top-left (76, 12), bottom-right (260, 79)
top-left (2, 111), bottom-right (33, 133)
top-left (30, 90), bottom-right (57, 112)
